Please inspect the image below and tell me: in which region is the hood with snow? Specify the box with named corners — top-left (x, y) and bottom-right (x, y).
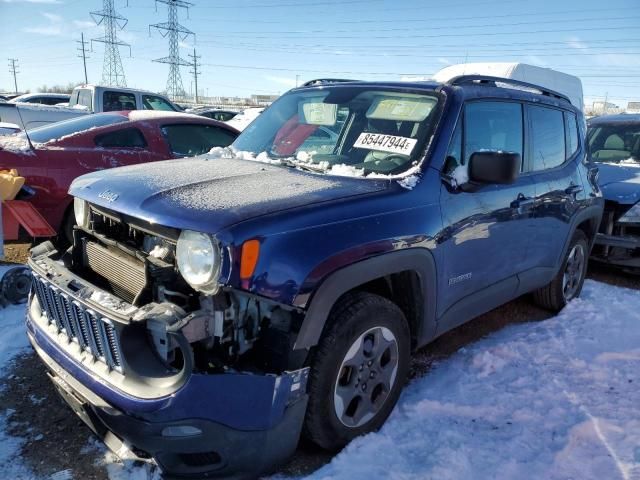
top-left (69, 155), bottom-right (389, 234)
top-left (596, 162), bottom-right (640, 205)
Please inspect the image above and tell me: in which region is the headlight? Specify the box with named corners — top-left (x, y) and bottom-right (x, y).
top-left (176, 230), bottom-right (222, 294)
top-left (619, 202), bottom-right (640, 224)
top-left (74, 197), bottom-right (90, 229)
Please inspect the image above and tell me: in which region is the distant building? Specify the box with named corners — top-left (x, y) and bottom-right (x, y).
top-left (591, 101), bottom-right (621, 115)
top-left (251, 94), bottom-right (280, 106)
top-left (627, 101), bottom-right (640, 114)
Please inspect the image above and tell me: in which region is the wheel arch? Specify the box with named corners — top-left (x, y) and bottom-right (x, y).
top-left (557, 204), bottom-right (603, 267)
top-left (293, 248), bottom-right (438, 351)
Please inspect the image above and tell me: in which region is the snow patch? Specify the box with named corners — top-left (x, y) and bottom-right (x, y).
top-left (450, 164), bottom-right (469, 187)
top-left (88, 290), bottom-right (136, 315)
top-left (303, 281), bottom-right (640, 480)
top-left (398, 174), bottom-right (420, 190)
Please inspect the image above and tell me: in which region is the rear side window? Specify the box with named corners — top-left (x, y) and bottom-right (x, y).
top-left (77, 89), bottom-right (93, 110)
top-left (161, 124), bottom-right (237, 157)
top-left (103, 91), bottom-right (136, 112)
top-left (530, 106), bottom-right (565, 171)
top-left (27, 113), bottom-right (128, 144)
top-left (464, 101), bottom-right (523, 165)
top-left (95, 128), bottom-right (147, 148)
top-left (565, 112), bottom-right (579, 159)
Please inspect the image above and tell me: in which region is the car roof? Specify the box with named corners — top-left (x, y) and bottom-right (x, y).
top-left (124, 110), bottom-right (236, 126)
top-left (588, 113), bottom-right (640, 125)
top-left (292, 79), bottom-right (578, 111)
top-left (76, 84), bottom-right (168, 97)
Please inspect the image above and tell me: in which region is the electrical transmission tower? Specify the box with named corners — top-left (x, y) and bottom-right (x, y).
top-left (91, 0), bottom-right (130, 87)
top-left (7, 58), bottom-right (19, 94)
top-left (150, 0), bottom-right (195, 100)
top-left (188, 48), bottom-right (200, 104)
top-left (77, 33), bottom-right (90, 84)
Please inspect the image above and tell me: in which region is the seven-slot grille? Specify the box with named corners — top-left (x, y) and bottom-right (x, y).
top-left (31, 274), bottom-right (123, 373)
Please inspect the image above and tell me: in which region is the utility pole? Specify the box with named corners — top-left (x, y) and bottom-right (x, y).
top-left (8, 58), bottom-right (19, 94)
top-left (77, 33), bottom-right (90, 84)
top-left (295, 74), bottom-right (300, 87)
top-left (188, 48), bottom-right (200, 104)
top-left (91, 0), bottom-right (130, 87)
top-left (150, 0), bottom-right (195, 100)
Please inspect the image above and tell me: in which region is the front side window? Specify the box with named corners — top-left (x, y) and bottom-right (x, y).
top-left (530, 105), bottom-right (565, 171)
top-left (103, 91), bottom-right (136, 112)
top-left (588, 122), bottom-right (640, 164)
top-left (162, 124), bottom-right (237, 157)
top-left (95, 128), bottom-right (147, 148)
top-left (232, 88), bottom-right (441, 176)
top-left (142, 95), bottom-right (177, 111)
top-left (565, 112), bottom-right (579, 159)
top-left (463, 101), bottom-right (523, 166)
top-left (25, 114), bottom-right (128, 144)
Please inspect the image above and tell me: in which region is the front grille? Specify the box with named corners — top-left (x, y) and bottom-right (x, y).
top-left (32, 274), bottom-right (123, 372)
top-left (82, 240), bottom-right (146, 304)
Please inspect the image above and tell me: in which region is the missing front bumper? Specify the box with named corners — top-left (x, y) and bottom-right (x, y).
top-left (29, 328), bottom-right (309, 478)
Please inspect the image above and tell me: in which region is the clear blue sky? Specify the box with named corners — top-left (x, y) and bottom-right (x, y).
top-left (1, 0), bottom-right (639, 108)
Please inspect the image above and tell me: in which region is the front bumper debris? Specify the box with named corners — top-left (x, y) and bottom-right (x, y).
top-left (27, 246), bottom-right (310, 478)
top-left (593, 233), bottom-right (640, 269)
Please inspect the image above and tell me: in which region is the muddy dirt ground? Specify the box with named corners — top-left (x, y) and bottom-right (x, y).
top-left (1, 241), bottom-right (637, 479)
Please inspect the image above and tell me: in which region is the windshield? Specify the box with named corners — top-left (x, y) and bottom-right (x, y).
top-left (232, 87), bottom-right (441, 176)
top-left (24, 113), bottom-right (128, 144)
top-left (588, 122), bottom-right (640, 165)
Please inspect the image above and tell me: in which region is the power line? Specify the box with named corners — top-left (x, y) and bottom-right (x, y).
top-left (195, 15), bottom-right (640, 36)
top-left (77, 33), bottom-right (90, 84)
top-left (91, 0), bottom-right (130, 87)
top-left (7, 58), bottom-right (19, 94)
top-left (187, 48), bottom-right (201, 103)
top-left (194, 25), bottom-right (640, 40)
top-left (150, 0), bottom-right (195, 100)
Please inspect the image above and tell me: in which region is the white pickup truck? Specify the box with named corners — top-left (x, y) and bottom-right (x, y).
top-left (0, 85), bottom-right (179, 131)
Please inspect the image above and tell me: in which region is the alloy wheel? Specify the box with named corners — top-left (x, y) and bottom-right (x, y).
top-left (333, 326), bottom-right (399, 428)
top-left (562, 243), bottom-right (586, 301)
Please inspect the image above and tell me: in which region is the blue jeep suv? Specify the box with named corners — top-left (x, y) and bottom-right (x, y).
top-left (26, 76), bottom-right (603, 478)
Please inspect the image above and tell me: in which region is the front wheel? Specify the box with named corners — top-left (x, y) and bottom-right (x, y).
top-left (533, 230), bottom-right (589, 312)
top-left (303, 292), bottom-right (410, 451)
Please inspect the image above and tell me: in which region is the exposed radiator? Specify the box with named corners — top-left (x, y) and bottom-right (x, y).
top-left (82, 240), bottom-right (146, 304)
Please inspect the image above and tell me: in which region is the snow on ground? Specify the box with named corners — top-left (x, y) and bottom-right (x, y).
top-left (0, 266), bottom-right (34, 479)
top-left (305, 280), bottom-right (640, 480)
top-left (1, 275), bottom-right (639, 479)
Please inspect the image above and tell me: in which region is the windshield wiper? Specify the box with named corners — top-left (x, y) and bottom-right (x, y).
top-left (279, 158), bottom-right (326, 173)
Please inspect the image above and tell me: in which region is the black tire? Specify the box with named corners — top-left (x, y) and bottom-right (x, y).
top-left (303, 292), bottom-right (410, 451)
top-left (533, 230), bottom-right (589, 312)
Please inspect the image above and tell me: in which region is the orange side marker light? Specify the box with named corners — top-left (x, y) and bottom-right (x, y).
top-left (240, 239), bottom-right (260, 279)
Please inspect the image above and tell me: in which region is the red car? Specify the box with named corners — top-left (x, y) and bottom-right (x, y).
top-left (0, 110), bottom-right (239, 241)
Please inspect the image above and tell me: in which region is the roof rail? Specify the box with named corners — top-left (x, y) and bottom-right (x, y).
top-left (301, 78), bottom-right (357, 87)
top-left (447, 75), bottom-right (571, 105)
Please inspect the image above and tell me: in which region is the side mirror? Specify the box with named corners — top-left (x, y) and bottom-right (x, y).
top-left (468, 151), bottom-right (520, 185)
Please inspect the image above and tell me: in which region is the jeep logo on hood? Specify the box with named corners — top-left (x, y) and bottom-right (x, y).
top-left (98, 189), bottom-right (119, 203)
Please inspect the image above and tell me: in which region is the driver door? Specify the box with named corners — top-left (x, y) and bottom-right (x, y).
top-left (438, 100), bottom-right (537, 320)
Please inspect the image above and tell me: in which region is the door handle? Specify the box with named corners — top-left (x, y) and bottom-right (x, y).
top-left (511, 194), bottom-right (536, 213)
top-left (565, 184), bottom-right (583, 195)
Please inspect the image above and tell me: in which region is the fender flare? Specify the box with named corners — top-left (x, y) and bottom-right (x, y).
top-left (557, 203), bottom-right (603, 267)
top-left (293, 248), bottom-right (438, 351)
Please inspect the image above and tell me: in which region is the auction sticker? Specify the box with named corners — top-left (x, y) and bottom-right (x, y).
top-left (353, 132), bottom-right (417, 155)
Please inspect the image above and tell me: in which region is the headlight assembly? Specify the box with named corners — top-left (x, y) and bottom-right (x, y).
top-left (176, 230), bottom-right (222, 294)
top-left (619, 202), bottom-right (640, 224)
top-left (73, 197), bottom-right (90, 229)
